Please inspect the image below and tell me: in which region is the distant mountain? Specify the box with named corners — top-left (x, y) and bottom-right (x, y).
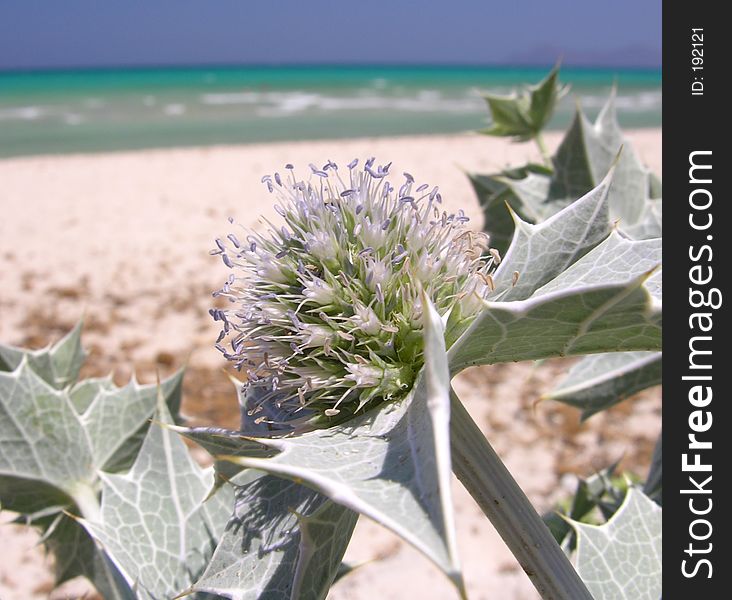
top-left (503, 43), bottom-right (661, 69)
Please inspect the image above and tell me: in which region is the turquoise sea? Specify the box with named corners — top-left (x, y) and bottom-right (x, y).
top-left (0, 65), bottom-right (661, 158)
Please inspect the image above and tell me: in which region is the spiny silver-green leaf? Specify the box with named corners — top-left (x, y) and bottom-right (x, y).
top-left (495, 171), bottom-right (560, 221)
top-left (209, 382), bottom-right (464, 590)
top-left (174, 426), bottom-right (361, 599)
top-left (293, 501), bottom-right (358, 599)
top-left (28, 512), bottom-right (137, 599)
top-left (188, 470), bottom-right (357, 600)
top-left (79, 369), bottom-right (184, 472)
top-left (0, 329), bottom-right (187, 599)
top-left (549, 90), bottom-right (651, 227)
top-left (621, 198), bottom-right (662, 240)
top-left (545, 351), bottom-right (661, 419)
top-left (0, 321), bottom-right (85, 389)
top-left (78, 398), bottom-right (233, 600)
top-left (648, 173), bottom-right (662, 199)
top-left (490, 171), bottom-right (612, 301)
top-left (449, 229), bottom-right (661, 372)
top-left (448, 273), bottom-right (660, 373)
top-left (420, 294), bottom-right (462, 591)
top-left (479, 64), bottom-right (568, 140)
top-left (207, 305), bottom-right (464, 594)
top-left (527, 65), bottom-right (568, 132)
top-left (572, 488), bottom-right (662, 600)
top-left (543, 463), bottom-right (622, 550)
top-left (174, 427), bottom-right (278, 460)
top-left (0, 357), bottom-right (185, 515)
top-left (473, 91), bottom-right (661, 250)
top-left (172, 425), bottom-right (282, 501)
top-left (534, 232), bottom-right (660, 299)
top-left (69, 375), bottom-right (117, 413)
top-left (467, 163), bottom-right (552, 254)
top-left (0, 359), bottom-right (96, 511)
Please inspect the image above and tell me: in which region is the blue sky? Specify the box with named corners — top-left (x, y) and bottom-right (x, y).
top-left (0, 0), bottom-right (661, 70)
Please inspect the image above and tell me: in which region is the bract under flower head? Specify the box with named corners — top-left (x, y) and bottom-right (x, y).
top-left (212, 158), bottom-right (497, 430)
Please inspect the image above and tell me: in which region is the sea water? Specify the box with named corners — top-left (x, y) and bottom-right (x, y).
top-left (0, 65), bottom-right (661, 158)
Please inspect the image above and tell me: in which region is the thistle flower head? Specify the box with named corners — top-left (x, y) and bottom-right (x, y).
top-left (212, 158), bottom-right (497, 430)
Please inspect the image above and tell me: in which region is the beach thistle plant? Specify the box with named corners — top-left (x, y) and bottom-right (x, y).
top-left (189, 149), bottom-right (661, 600)
top-left (184, 147), bottom-right (660, 600)
top-left (210, 158), bottom-right (497, 429)
top-left (1, 76), bottom-right (663, 600)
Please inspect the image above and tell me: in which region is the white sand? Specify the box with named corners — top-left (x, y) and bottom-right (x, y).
top-left (0, 131), bottom-right (661, 600)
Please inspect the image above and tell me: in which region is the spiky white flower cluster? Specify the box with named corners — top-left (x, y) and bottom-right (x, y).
top-left (212, 158), bottom-right (497, 429)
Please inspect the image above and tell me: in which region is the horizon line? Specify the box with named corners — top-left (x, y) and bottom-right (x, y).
top-left (0, 61), bottom-right (662, 76)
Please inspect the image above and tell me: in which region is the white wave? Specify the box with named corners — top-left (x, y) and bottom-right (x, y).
top-left (64, 113), bottom-right (84, 126)
top-left (164, 103), bottom-right (186, 116)
top-left (206, 89), bottom-right (485, 116)
top-left (417, 89), bottom-right (442, 101)
top-left (195, 86), bottom-right (661, 119)
top-left (0, 106), bottom-right (44, 121)
top-left (274, 93), bottom-right (321, 113)
top-left (578, 91), bottom-right (662, 112)
top-left (200, 92), bottom-right (263, 105)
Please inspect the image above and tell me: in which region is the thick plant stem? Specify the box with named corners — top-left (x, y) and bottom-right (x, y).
top-left (71, 482), bottom-right (102, 522)
top-left (534, 133), bottom-right (552, 168)
top-left (449, 392), bottom-right (593, 600)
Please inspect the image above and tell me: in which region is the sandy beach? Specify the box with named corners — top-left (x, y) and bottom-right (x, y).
top-left (0, 130), bottom-right (661, 600)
